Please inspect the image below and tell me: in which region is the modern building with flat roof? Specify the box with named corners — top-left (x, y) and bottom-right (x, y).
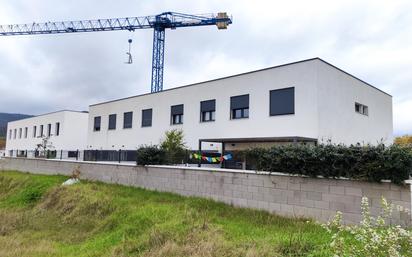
top-left (86, 58), bottom-right (393, 153)
top-left (5, 110), bottom-right (88, 157)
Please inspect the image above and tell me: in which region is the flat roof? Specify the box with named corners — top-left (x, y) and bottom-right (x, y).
top-left (199, 136), bottom-right (318, 143)
top-left (8, 110), bottom-right (88, 123)
top-left (90, 57), bottom-right (391, 107)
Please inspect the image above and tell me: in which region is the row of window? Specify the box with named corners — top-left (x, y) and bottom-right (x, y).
top-left (355, 102), bottom-right (369, 116)
top-left (93, 87), bottom-right (296, 131)
top-left (8, 122), bottom-right (60, 140)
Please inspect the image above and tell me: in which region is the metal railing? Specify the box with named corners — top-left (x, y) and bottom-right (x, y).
top-left (7, 149), bottom-right (243, 168)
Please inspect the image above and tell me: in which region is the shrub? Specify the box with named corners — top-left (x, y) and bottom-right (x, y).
top-left (136, 145), bottom-right (166, 165)
top-left (243, 144), bottom-right (412, 184)
top-left (323, 196), bottom-right (412, 257)
top-left (160, 129), bottom-right (187, 164)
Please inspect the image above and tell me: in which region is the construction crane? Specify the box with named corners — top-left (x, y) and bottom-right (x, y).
top-left (0, 12), bottom-right (232, 93)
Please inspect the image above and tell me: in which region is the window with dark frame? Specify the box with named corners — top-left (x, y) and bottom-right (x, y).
top-left (94, 116), bottom-right (101, 131)
top-left (230, 94), bottom-right (249, 119)
top-left (39, 125), bottom-right (44, 137)
top-left (33, 126), bottom-right (37, 138)
top-left (200, 99), bottom-right (216, 122)
top-left (108, 114), bottom-right (117, 130)
top-left (18, 128), bottom-right (22, 139)
top-left (355, 102), bottom-right (369, 116)
top-left (123, 112), bottom-right (133, 128)
top-left (55, 122), bottom-right (60, 136)
top-left (171, 104), bottom-right (184, 125)
top-left (9, 129), bottom-right (12, 140)
top-left (270, 87), bottom-right (295, 116)
top-left (24, 127), bottom-right (28, 138)
top-left (142, 109), bottom-right (153, 127)
top-left (47, 123), bottom-right (52, 137)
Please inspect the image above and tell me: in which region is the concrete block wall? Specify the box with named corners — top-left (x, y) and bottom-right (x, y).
top-left (1, 157), bottom-right (411, 226)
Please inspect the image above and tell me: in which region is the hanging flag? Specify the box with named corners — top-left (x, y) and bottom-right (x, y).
top-left (190, 153), bottom-right (233, 163)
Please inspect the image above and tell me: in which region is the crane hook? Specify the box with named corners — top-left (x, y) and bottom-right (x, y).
top-left (125, 39), bottom-right (133, 64)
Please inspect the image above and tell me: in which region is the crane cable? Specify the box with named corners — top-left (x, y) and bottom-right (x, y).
top-left (125, 39), bottom-right (133, 64)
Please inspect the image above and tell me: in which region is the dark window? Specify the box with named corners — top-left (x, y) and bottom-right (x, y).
top-left (9, 129), bottom-right (12, 139)
top-left (39, 125), bottom-right (44, 137)
top-left (201, 99), bottom-right (216, 122)
top-left (47, 123), bottom-right (52, 137)
top-left (55, 122), bottom-right (60, 136)
top-left (18, 128), bottom-right (22, 139)
top-left (108, 114), bottom-right (116, 130)
top-left (355, 102), bottom-right (368, 116)
top-left (123, 112), bottom-right (133, 128)
top-left (24, 127), bottom-right (28, 138)
top-left (142, 109), bottom-right (153, 127)
top-left (68, 151), bottom-right (78, 158)
top-left (171, 104), bottom-right (184, 125)
top-left (33, 126), bottom-right (37, 138)
top-left (94, 116), bottom-right (101, 131)
top-left (230, 94), bottom-right (249, 119)
top-left (269, 87), bottom-right (295, 116)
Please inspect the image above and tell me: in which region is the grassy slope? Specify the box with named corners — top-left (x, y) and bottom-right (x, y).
top-left (0, 137), bottom-right (5, 149)
top-left (0, 171), bottom-right (333, 257)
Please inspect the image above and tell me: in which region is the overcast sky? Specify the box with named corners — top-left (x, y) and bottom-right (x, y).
top-left (0, 0), bottom-right (411, 135)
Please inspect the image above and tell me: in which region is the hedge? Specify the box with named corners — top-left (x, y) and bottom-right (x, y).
top-left (136, 145), bottom-right (187, 165)
top-left (136, 146), bottom-right (167, 165)
top-left (242, 144), bottom-right (412, 185)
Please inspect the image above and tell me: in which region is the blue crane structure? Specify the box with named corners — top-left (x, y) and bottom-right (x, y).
top-left (0, 12), bottom-right (232, 93)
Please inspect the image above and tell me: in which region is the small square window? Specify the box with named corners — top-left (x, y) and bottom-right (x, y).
top-left (355, 102), bottom-right (368, 116)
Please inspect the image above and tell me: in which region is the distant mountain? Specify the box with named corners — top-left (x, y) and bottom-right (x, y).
top-left (0, 113), bottom-right (33, 138)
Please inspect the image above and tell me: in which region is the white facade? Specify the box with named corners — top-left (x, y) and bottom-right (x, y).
top-left (5, 110), bottom-right (89, 155)
top-left (86, 58), bottom-right (393, 150)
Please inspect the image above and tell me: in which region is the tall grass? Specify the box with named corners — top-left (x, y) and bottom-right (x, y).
top-left (0, 171), bottom-right (332, 257)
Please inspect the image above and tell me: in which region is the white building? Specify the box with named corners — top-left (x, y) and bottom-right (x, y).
top-left (5, 110), bottom-right (88, 157)
top-left (87, 58), bottom-right (393, 153)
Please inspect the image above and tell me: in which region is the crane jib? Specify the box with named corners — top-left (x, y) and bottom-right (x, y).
top-left (0, 12), bottom-right (233, 93)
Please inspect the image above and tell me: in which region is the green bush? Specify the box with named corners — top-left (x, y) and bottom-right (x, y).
top-left (243, 144), bottom-right (412, 184)
top-left (136, 145), bottom-right (166, 165)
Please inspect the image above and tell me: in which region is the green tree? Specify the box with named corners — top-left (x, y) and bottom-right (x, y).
top-left (160, 129), bottom-right (187, 164)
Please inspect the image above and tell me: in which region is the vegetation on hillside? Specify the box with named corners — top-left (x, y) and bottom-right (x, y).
top-left (395, 135), bottom-right (412, 146)
top-left (0, 112), bottom-right (33, 137)
top-left (0, 171), bottom-right (333, 257)
top-left (0, 137), bottom-right (5, 150)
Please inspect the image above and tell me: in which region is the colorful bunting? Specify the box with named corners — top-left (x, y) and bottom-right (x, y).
top-left (191, 153), bottom-right (232, 163)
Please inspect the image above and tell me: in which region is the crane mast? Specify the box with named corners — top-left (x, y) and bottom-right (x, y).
top-left (0, 12), bottom-right (232, 93)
